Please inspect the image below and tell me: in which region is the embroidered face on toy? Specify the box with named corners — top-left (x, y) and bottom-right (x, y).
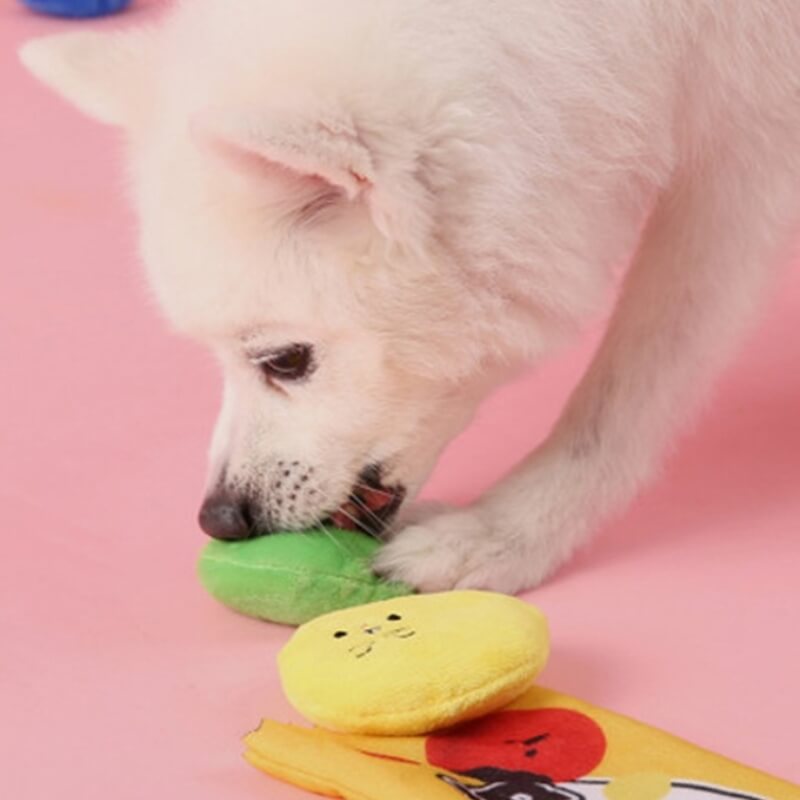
top-left (331, 610), bottom-right (417, 660)
top-left (278, 591), bottom-right (550, 736)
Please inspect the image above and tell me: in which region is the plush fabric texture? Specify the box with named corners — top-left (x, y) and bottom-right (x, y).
top-left (244, 685), bottom-right (800, 800)
top-left (197, 529), bottom-right (412, 626)
top-left (277, 592), bottom-right (550, 735)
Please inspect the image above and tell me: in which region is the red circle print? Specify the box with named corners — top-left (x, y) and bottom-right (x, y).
top-left (426, 708), bottom-right (606, 782)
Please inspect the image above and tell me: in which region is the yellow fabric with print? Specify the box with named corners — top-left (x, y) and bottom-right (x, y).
top-left (254, 591), bottom-right (799, 799)
top-left (245, 685), bottom-right (800, 800)
top-left (278, 591), bottom-right (550, 735)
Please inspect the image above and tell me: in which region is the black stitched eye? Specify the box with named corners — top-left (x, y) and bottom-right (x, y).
top-left (255, 344), bottom-right (315, 382)
top-left (333, 631), bottom-right (348, 639)
top-left (387, 614), bottom-right (402, 621)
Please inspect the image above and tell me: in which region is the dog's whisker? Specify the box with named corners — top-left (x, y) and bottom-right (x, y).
top-left (313, 487), bottom-right (379, 539)
top-left (323, 482), bottom-right (383, 529)
top-left (314, 515), bottom-right (352, 557)
top-left (328, 502), bottom-right (368, 531)
top-left (313, 485), bottom-right (393, 539)
top-left (348, 493), bottom-right (393, 536)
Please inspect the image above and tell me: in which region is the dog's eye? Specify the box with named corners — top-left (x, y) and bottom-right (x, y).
top-left (387, 614), bottom-right (402, 621)
top-left (254, 344), bottom-right (315, 382)
top-left (333, 630), bottom-right (348, 639)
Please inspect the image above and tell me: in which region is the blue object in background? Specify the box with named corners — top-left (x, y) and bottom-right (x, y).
top-left (20, 0), bottom-right (132, 18)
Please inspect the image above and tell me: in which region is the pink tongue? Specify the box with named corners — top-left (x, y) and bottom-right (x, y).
top-left (357, 487), bottom-right (394, 512)
top-left (330, 502), bottom-right (361, 530)
top-left (329, 486), bottom-right (395, 530)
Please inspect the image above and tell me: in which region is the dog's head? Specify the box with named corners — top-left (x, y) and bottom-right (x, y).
top-left (19, 8), bottom-right (548, 538)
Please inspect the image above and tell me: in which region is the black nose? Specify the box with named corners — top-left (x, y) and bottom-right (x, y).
top-left (198, 491), bottom-right (253, 540)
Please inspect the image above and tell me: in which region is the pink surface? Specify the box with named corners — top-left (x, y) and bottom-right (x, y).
top-left (1, 3), bottom-right (799, 798)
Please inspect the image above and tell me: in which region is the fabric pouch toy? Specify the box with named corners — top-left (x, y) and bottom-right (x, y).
top-left (198, 528), bottom-right (412, 626)
top-left (246, 591), bottom-right (800, 800)
top-left (245, 686), bottom-right (800, 800)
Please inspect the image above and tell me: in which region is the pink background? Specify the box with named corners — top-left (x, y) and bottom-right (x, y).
top-left (1, 2), bottom-right (798, 797)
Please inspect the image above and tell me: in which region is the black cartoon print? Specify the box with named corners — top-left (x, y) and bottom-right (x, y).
top-left (439, 767), bottom-right (588, 800)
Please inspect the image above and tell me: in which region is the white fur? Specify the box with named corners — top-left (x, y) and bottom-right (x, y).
top-left (21, 0), bottom-right (800, 592)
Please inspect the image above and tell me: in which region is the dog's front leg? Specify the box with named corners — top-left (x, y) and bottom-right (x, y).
top-left (375, 154), bottom-right (798, 593)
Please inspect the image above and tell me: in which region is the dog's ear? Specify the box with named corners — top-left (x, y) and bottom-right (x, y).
top-left (19, 30), bottom-right (156, 127)
top-left (192, 109), bottom-right (375, 201)
top-left (192, 109), bottom-right (434, 250)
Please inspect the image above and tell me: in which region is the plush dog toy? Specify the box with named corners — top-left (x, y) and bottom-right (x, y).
top-left (197, 528), bottom-right (412, 626)
top-left (246, 592), bottom-right (800, 800)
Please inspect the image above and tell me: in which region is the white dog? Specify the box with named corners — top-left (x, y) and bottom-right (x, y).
top-left (21, 0), bottom-right (800, 594)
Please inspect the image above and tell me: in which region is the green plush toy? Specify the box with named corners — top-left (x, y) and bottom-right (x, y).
top-left (197, 528), bottom-right (413, 626)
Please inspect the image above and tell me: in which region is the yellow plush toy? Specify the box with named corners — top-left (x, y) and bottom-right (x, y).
top-left (278, 591), bottom-right (549, 735)
top-left (247, 591), bottom-right (800, 800)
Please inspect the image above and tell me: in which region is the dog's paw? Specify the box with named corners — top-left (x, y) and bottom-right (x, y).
top-left (374, 507), bottom-right (548, 594)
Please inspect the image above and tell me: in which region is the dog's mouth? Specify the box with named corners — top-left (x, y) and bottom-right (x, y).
top-left (323, 465), bottom-right (406, 538)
